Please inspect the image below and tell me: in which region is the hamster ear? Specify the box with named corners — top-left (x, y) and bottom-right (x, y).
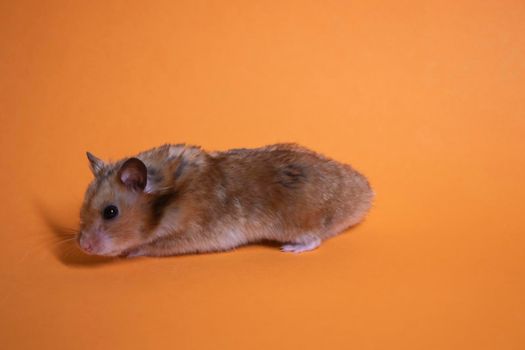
top-left (117, 158), bottom-right (147, 191)
top-left (86, 152), bottom-right (105, 176)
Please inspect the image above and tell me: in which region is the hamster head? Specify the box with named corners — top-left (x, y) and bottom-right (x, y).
top-left (78, 153), bottom-right (152, 256)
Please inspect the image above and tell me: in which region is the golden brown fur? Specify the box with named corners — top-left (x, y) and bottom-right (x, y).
top-left (78, 143), bottom-right (374, 257)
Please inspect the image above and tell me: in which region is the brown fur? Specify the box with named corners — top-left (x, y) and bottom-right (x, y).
top-left (78, 143), bottom-right (374, 257)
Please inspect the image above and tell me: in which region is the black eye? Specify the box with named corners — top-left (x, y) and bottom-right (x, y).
top-left (103, 205), bottom-right (119, 220)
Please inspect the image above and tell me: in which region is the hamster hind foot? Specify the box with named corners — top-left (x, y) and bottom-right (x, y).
top-left (280, 234), bottom-right (322, 253)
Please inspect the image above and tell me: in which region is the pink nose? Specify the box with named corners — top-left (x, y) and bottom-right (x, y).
top-left (79, 234), bottom-right (97, 254)
top-left (82, 242), bottom-right (94, 253)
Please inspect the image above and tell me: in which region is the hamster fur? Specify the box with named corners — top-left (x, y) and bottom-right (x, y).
top-left (78, 143), bottom-right (374, 257)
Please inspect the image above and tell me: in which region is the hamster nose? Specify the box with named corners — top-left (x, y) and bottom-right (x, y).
top-left (79, 234), bottom-right (95, 253)
top-left (83, 242), bottom-right (94, 253)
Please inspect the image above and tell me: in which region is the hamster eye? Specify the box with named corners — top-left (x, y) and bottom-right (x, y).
top-left (102, 205), bottom-right (119, 220)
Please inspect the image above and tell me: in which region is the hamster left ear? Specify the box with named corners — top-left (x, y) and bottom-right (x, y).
top-left (118, 158), bottom-right (147, 191)
top-left (86, 152), bottom-right (105, 176)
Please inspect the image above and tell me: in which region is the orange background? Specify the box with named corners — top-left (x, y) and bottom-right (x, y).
top-left (1, 0), bottom-right (524, 349)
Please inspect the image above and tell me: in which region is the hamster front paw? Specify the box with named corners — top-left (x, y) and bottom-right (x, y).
top-left (120, 247), bottom-right (146, 258)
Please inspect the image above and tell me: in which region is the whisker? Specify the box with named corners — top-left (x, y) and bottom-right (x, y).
top-left (18, 235), bottom-right (80, 265)
top-left (61, 244), bottom-right (77, 260)
top-left (30, 236), bottom-right (77, 248)
top-left (49, 226), bottom-right (79, 236)
top-left (54, 230), bottom-right (78, 237)
top-left (50, 237), bottom-right (77, 247)
top-left (18, 235), bottom-right (75, 265)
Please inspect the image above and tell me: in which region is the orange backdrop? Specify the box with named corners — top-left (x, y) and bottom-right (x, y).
top-left (1, 0), bottom-right (524, 349)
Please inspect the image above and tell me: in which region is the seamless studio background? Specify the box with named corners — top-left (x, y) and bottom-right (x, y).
top-left (1, 1), bottom-right (524, 349)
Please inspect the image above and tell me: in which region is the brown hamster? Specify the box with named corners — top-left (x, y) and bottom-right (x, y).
top-left (78, 143), bottom-right (374, 257)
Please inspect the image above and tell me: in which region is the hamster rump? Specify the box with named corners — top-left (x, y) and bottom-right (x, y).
top-left (211, 145), bottom-right (374, 253)
top-left (77, 143), bottom-right (374, 257)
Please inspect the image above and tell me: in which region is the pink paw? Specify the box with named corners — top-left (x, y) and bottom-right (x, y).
top-left (280, 235), bottom-right (321, 253)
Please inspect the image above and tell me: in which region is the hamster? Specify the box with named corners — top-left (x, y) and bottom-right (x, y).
top-left (78, 143), bottom-right (374, 257)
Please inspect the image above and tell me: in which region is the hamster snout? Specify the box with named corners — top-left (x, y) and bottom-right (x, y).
top-left (78, 231), bottom-right (108, 255)
top-left (78, 232), bottom-right (96, 254)
top-left (77, 229), bottom-right (117, 256)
